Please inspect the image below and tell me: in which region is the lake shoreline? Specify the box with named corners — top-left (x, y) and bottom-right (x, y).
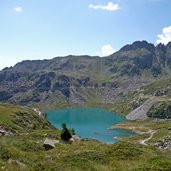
top-left (46, 107), bottom-right (134, 143)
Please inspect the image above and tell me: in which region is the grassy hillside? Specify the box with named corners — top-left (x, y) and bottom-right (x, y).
top-left (1, 129), bottom-right (171, 170)
top-left (0, 103), bottom-right (54, 132)
top-left (0, 103), bottom-right (171, 170)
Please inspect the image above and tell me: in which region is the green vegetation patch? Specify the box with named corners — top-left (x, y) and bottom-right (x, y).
top-left (147, 102), bottom-right (171, 119)
top-left (63, 151), bottom-right (109, 165)
top-left (0, 103), bottom-right (54, 132)
top-left (0, 145), bottom-right (12, 161)
top-left (142, 157), bottom-right (171, 171)
top-left (108, 142), bottom-right (143, 160)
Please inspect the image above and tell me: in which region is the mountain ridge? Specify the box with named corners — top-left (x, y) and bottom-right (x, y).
top-left (1, 40), bottom-right (171, 107)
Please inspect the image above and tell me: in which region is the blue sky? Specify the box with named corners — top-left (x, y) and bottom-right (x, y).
top-left (0, 0), bottom-right (171, 69)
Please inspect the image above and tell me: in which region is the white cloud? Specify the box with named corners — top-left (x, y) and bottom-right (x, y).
top-left (156, 25), bottom-right (171, 45)
top-left (14, 6), bottom-right (23, 13)
top-left (89, 2), bottom-right (119, 11)
top-left (97, 44), bottom-right (116, 57)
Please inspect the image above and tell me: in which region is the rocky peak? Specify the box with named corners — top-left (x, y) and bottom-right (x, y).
top-left (119, 40), bottom-right (155, 52)
top-left (155, 43), bottom-right (167, 52)
top-left (167, 42), bottom-right (171, 49)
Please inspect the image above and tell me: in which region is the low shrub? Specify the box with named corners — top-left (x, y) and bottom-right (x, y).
top-left (108, 142), bottom-right (142, 160)
top-left (0, 145), bottom-right (11, 161)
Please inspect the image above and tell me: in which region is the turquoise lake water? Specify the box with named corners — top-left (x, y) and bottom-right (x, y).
top-left (46, 108), bottom-right (134, 143)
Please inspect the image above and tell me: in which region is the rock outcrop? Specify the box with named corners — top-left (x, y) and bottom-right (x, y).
top-left (126, 97), bottom-right (162, 120)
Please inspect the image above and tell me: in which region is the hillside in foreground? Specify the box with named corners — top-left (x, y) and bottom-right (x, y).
top-left (0, 104), bottom-right (171, 171)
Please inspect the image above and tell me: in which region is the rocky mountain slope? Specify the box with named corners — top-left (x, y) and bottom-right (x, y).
top-left (1, 40), bottom-right (171, 107)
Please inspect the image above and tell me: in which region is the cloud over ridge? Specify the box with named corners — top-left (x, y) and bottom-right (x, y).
top-left (97, 44), bottom-right (116, 57)
top-left (157, 25), bottom-right (171, 45)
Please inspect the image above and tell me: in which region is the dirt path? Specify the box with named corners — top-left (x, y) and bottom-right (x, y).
top-left (139, 130), bottom-right (156, 146)
top-left (110, 125), bottom-right (157, 146)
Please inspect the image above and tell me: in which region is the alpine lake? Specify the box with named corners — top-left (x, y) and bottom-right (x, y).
top-left (46, 108), bottom-right (134, 143)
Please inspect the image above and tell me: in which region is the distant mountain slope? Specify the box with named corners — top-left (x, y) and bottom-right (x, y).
top-left (0, 41), bottom-right (171, 107)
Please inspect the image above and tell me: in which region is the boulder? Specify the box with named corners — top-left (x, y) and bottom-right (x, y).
top-left (43, 138), bottom-right (59, 150)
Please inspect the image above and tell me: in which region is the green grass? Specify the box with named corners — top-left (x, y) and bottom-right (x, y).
top-left (0, 103), bottom-right (54, 132)
top-left (1, 134), bottom-right (171, 171)
top-left (1, 103), bottom-right (171, 170)
top-left (149, 129), bottom-right (170, 143)
top-left (110, 120), bottom-right (171, 145)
